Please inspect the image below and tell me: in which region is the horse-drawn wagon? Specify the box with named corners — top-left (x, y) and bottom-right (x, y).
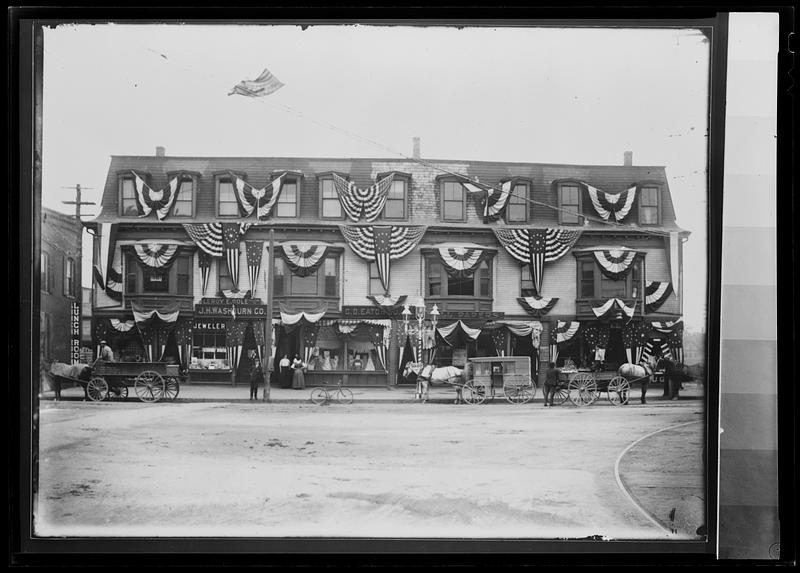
top-left (48, 361), bottom-right (181, 403)
top-left (556, 357), bottom-right (659, 406)
top-left (462, 356), bottom-right (537, 405)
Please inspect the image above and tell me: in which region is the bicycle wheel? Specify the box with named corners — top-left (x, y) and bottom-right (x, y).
top-left (310, 387), bottom-right (328, 406)
top-left (336, 388), bottom-right (354, 405)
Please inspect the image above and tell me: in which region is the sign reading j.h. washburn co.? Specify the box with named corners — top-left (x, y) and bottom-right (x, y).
top-left (195, 297), bottom-right (268, 318)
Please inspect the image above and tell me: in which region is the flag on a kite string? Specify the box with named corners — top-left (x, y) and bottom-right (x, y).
top-left (229, 68), bottom-right (285, 97)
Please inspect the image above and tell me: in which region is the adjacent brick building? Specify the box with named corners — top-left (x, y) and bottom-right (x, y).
top-left (86, 147), bottom-right (688, 387)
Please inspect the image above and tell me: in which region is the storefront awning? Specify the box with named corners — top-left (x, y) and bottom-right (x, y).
top-left (279, 301), bottom-right (327, 325)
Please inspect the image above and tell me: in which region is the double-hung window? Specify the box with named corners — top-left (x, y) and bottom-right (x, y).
top-left (172, 174), bottom-right (194, 217)
top-left (276, 177), bottom-right (298, 218)
top-left (64, 257), bottom-right (76, 297)
top-left (217, 176), bottom-right (239, 217)
top-left (558, 183), bottom-right (582, 225)
top-left (441, 181), bottom-right (466, 222)
top-left (320, 176), bottom-right (342, 218)
top-left (383, 177), bottom-right (407, 220)
top-left (120, 175), bottom-right (138, 216)
top-left (505, 182), bottom-right (529, 223)
top-left (639, 186), bottom-right (660, 225)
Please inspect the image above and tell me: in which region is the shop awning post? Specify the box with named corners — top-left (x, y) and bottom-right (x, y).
top-left (263, 228), bottom-right (274, 403)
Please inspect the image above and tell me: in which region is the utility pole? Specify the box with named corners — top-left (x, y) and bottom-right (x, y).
top-left (62, 184), bottom-right (95, 221)
top-left (263, 228), bottom-right (274, 402)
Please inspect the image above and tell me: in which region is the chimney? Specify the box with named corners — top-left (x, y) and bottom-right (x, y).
top-left (623, 151), bottom-right (633, 166)
top-left (412, 137), bottom-right (420, 160)
top-left (156, 146), bottom-right (166, 157)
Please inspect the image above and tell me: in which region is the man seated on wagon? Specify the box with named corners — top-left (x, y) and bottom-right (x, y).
top-left (96, 340), bottom-right (115, 363)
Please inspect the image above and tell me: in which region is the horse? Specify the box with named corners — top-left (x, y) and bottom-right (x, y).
top-left (657, 356), bottom-right (693, 400)
top-left (402, 362), bottom-right (464, 403)
top-left (616, 355), bottom-right (657, 405)
top-left (48, 361), bottom-right (92, 401)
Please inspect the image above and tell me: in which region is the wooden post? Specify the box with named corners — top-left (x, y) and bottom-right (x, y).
top-left (263, 229), bottom-right (274, 402)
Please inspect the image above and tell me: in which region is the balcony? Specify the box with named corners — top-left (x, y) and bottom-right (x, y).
top-left (575, 298), bottom-right (639, 320)
top-left (273, 295), bottom-right (340, 314)
top-left (124, 294), bottom-right (194, 313)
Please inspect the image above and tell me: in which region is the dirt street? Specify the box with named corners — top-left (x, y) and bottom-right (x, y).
top-left (35, 400), bottom-right (705, 539)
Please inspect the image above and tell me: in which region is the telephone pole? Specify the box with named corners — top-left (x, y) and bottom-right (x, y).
top-left (62, 184), bottom-right (95, 222)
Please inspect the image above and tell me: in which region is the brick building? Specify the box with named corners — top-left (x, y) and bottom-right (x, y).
top-left (40, 207), bottom-right (83, 367)
top-left (86, 146), bottom-right (688, 387)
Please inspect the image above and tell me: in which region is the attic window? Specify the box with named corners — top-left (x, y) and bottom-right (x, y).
top-left (558, 183), bottom-right (582, 225)
top-left (639, 186), bottom-right (660, 225)
top-left (120, 175), bottom-right (138, 216)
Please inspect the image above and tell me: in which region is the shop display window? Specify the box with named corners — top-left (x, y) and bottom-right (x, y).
top-left (191, 333), bottom-right (229, 370)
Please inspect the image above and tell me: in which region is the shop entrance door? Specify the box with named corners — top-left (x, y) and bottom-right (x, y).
top-left (605, 328), bottom-right (627, 369)
top-left (512, 334), bottom-right (539, 380)
top-left (274, 326), bottom-right (301, 388)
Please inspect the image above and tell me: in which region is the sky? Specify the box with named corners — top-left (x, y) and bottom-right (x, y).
top-left (41, 23), bottom-right (710, 331)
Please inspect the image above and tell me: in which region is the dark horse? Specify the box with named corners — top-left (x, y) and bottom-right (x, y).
top-left (658, 356), bottom-right (694, 400)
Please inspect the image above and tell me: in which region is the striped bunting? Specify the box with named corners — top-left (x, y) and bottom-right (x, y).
top-left (640, 339), bottom-right (672, 365)
top-left (332, 173), bottom-right (395, 222)
top-left (131, 171), bottom-right (184, 220)
top-left (367, 294), bottom-right (407, 307)
top-left (651, 318), bottom-right (683, 333)
top-left (229, 172), bottom-right (285, 220)
top-left (645, 281), bottom-right (673, 313)
top-left (437, 247), bottom-right (488, 278)
top-left (493, 228), bottom-right (582, 295)
top-left (246, 241), bottom-right (264, 293)
top-left (133, 244), bottom-right (180, 268)
top-left (222, 224), bottom-right (242, 291)
top-left (591, 298), bottom-right (637, 320)
top-left (586, 183), bottom-right (637, 222)
top-left (463, 180), bottom-right (513, 222)
top-left (109, 318), bottom-right (135, 332)
top-left (279, 301), bottom-right (328, 326)
top-left (339, 225), bottom-right (426, 292)
top-left (437, 320), bottom-right (482, 345)
top-left (198, 251), bottom-right (212, 295)
top-left (279, 243), bottom-right (328, 277)
top-left (593, 249), bottom-right (638, 280)
top-left (517, 295), bottom-right (558, 316)
top-left (553, 321), bottom-right (580, 344)
top-left (93, 223), bottom-right (118, 291)
top-left (182, 223), bottom-right (251, 258)
top-left (105, 267), bottom-right (123, 301)
top-left (223, 289), bottom-right (249, 299)
top-left (228, 67), bottom-right (285, 98)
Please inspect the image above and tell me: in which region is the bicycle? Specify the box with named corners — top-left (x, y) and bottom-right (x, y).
top-left (310, 379), bottom-right (354, 405)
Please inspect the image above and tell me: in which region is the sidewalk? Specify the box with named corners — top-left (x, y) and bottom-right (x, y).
top-left (41, 381), bottom-right (705, 404)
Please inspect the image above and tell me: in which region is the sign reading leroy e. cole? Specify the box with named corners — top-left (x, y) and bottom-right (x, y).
top-left (196, 297), bottom-right (268, 318)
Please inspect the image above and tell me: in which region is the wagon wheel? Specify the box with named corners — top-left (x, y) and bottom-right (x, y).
top-left (607, 376), bottom-right (631, 406)
top-left (108, 384), bottom-right (128, 401)
top-left (134, 371), bottom-right (165, 403)
top-left (553, 386), bottom-right (570, 406)
top-left (86, 377), bottom-right (108, 402)
top-left (568, 373), bottom-right (599, 406)
top-left (162, 377), bottom-right (180, 401)
top-left (505, 384), bottom-right (535, 404)
top-left (462, 381), bottom-right (486, 405)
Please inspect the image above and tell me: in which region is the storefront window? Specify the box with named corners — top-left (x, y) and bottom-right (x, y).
top-left (324, 258), bottom-right (338, 296)
top-left (191, 333), bottom-right (228, 368)
top-left (310, 326), bottom-right (344, 371)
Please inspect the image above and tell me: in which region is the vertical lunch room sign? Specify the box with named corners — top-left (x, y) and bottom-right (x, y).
top-left (70, 301), bottom-right (81, 364)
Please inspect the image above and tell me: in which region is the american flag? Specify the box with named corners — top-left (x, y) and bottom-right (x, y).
top-left (198, 251), bottom-right (212, 295)
top-left (222, 223), bottom-right (242, 291)
top-left (228, 68), bottom-right (285, 98)
top-left (245, 241), bottom-right (264, 295)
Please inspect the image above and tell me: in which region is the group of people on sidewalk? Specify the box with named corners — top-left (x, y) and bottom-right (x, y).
top-left (249, 353), bottom-right (307, 399)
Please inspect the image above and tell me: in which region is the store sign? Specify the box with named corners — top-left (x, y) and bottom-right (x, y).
top-left (342, 305), bottom-right (402, 318)
top-left (195, 304), bottom-right (269, 318)
top-left (70, 302), bottom-right (81, 364)
top-left (193, 320), bottom-right (227, 332)
top-left (437, 311), bottom-right (505, 320)
top-left (200, 297), bottom-right (264, 305)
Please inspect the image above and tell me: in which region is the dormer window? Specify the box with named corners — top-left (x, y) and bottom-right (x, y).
top-left (171, 174), bottom-right (195, 217)
top-left (441, 180), bottom-right (466, 222)
top-left (381, 173), bottom-right (409, 220)
top-left (217, 175), bottom-right (239, 217)
top-left (639, 185), bottom-right (660, 225)
top-left (120, 175), bottom-right (138, 216)
top-left (276, 177), bottom-right (298, 218)
top-left (505, 180), bottom-right (530, 223)
top-left (319, 173), bottom-right (344, 219)
top-left (558, 182), bottom-right (583, 225)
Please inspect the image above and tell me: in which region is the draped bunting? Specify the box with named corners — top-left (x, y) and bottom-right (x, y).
top-left (592, 298), bottom-right (637, 320)
top-left (131, 301), bottom-right (181, 327)
top-left (593, 249), bottom-right (638, 280)
top-left (436, 321), bottom-right (481, 346)
top-left (493, 228), bottom-right (582, 295)
top-left (279, 243), bottom-right (329, 277)
top-left (198, 251), bottom-right (212, 295)
top-left (463, 180), bottom-right (513, 222)
top-left (131, 171), bottom-right (183, 220)
top-left (105, 267), bottom-right (123, 301)
top-left (109, 318), bottom-right (135, 332)
top-left (182, 222), bottom-right (251, 258)
top-left (367, 294), bottom-right (407, 308)
top-left (645, 281), bottom-right (673, 313)
top-left (245, 241), bottom-right (264, 293)
top-left (228, 172), bottom-right (286, 220)
top-left (279, 301), bottom-right (328, 326)
top-left (581, 323), bottom-right (611, 350)
top-left (222, 289), bottom-right (249, 299)
top-left (622, 322), bottom-right (650, 364)
top-left (339, 225), bottom-right (426, 292)
top-left (651, 318), bottom-right (683, 334)
top-left (668, 232), bottom-right (681, 300)
top-left (553, 321), bottom-right (580, 344)
top-left (133, 244), bottom-right (180, 268)
top-left (332, 173), bottom-right (394, 222)
top-left (93, 223), bottom-right (118, 291)
top-left (504, 320), bottom-right (543, 349)
top-left (641, 338), bottom-right (672, 365)
top-left (436, 247), bottom-right (489, 278)
top-left (517, 295), bottom-right (558, 317)
top-left (585, 183), bottom-right (637, 222)
top-left (303, 324), bottom-right (321, 364)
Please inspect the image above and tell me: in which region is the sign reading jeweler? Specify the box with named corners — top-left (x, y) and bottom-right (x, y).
top-left (195, 297), bottom-right (269, 319)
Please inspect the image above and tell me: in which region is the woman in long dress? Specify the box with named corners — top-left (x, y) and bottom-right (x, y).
top-left (291, 354), bottom-right (306, 389)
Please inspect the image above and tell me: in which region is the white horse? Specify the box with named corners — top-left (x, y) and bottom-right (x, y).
top-left (402, 362), bottom-right (464, 403)
top-left (617, 355), bottom-right (657, 404)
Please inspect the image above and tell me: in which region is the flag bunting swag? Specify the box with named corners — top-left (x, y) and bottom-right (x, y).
top-left (339, 225), bottom-right (426, 292)
top-left (279, 301), bottom-right (328, 326)
top-left (593, 249), bottom-right (638, 280)
top-left (228, 68), bottom-right (285, 97)
top-left (93, 223), bottom-right (119, 291)
top-left (332, 173), bottom-right (395, 222)
top-left (105, 267), bottom-right (123, 301)
top-left (463, 180), bottom-right (513, 222)
top-left (198, 251), bottom-right (212, 295)
top-left (222, 224), bottom-right (244, 291)
top-left (622, 321), bottom-right (650, 364)
top-left (130, 171), bottom-right (184, 220)
top-left (591, 298), bottom-right (637, 320)
top-left (493, 228), bottom-right (582, 295)
top-left (367, 294), bottom-right (407, 308)
top-left (109, 318), bottom-right (136, 332)
top-left (131, 301), bottom-right (181, 327)
top-left (516, 294), bottom-right (558, 317)
top-left (436, 320), bottom-right (482, 346)
top-left (645, 281), bottom-right (673, 313)
top-left (183, 222), bottom-right (251, 258)
top-left (228, 172), bottom-right (286, 220)
top-left (553, 321), bottom-right (581, 344)
top-left (436, 247), bottom-right (489, 278)
top-left (279, 243), bottom-right (329, 277)
top-left (245, 241), bottom-right (264, 294)
top-left (133, 244), bottom-right (181, 268)
top-left (585, 183), bottom-right (637, 222)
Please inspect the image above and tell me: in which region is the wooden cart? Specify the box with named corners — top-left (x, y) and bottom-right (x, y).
top-left (84, 361), bottom-right (181, 403)
top-left (462, 356), bottom-right (537, 405)
top-left (557, 370), bottom-right (649, 406)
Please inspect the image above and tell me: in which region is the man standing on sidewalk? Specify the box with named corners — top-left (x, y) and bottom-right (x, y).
top-left (543, 362), bottom-right (561, 407)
